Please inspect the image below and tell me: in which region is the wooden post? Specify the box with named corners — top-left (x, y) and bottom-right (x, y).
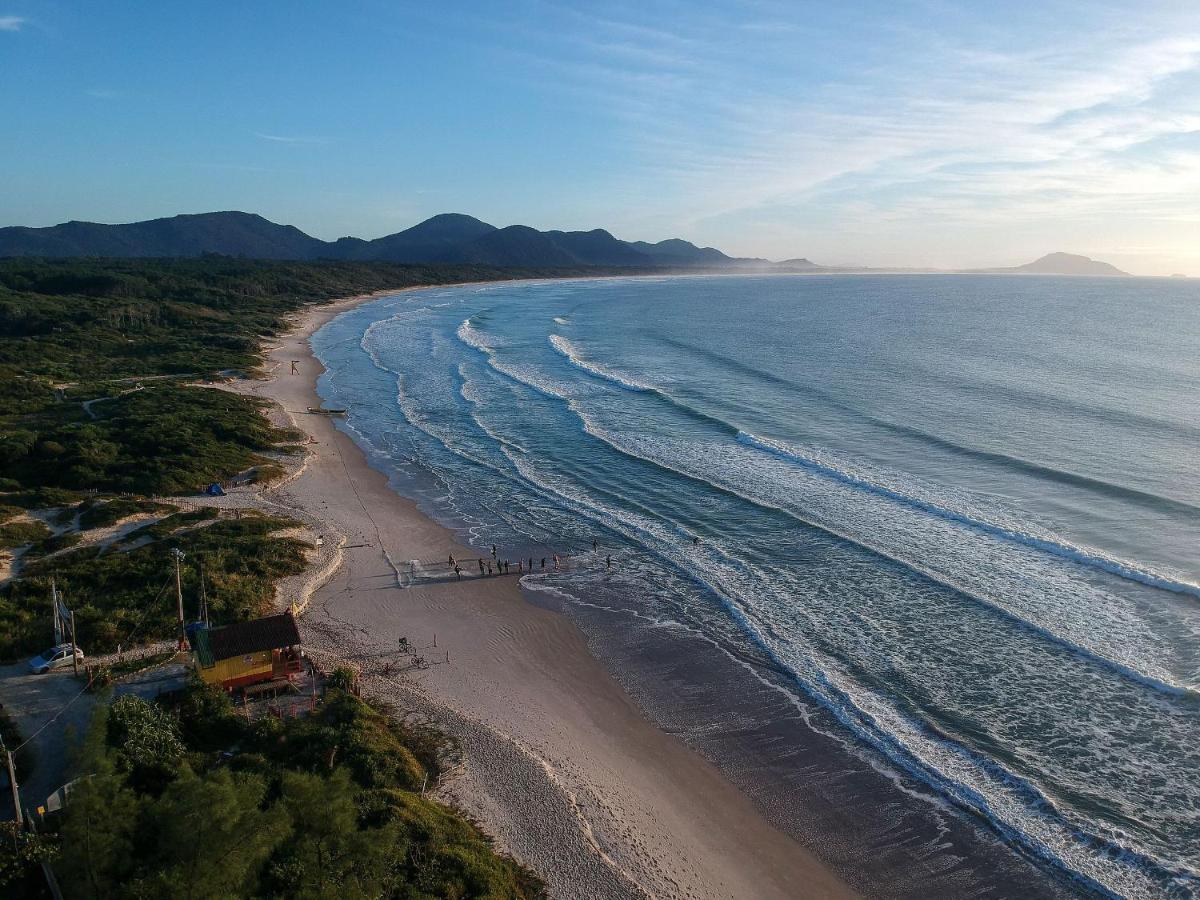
top-left (173, 548), bottom-right (186, 649)
top-left (5, 745), bottom-right (22, 834)
top-left (70, 611), bottom-right (78, 678)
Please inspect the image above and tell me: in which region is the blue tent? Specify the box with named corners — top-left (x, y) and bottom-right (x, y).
top-left (205, 483), bottom-right (226, 496)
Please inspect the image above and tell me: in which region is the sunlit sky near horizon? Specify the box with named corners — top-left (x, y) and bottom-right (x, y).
top-left (4, 2), bottom-right (1200, 274)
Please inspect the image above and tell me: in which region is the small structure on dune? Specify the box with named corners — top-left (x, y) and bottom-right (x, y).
top-left (204, 482), bottom-right (226, 496)
top-left (190, 612), bottom-right (304, 691)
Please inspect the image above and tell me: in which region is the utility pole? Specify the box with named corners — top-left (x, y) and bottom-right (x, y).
top-left (199, 558), bottom-right (209, 627)
top-left (172, 548), bottom-right (187, 649)
top-left (70, 611), bottom-right (78, 678)
top-left (3, 736), bottom-right (21, 837)
top-left (50, 578), bottom-right (59, 646)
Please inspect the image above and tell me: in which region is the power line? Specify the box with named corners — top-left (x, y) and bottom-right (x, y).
top-left (11, 683), bottom-right (91, 754)
top-left (13, 564), bottom-right (178, 756)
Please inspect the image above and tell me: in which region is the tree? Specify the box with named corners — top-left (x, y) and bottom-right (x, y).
top-left (131, 769), bottom-right (285, 900)
top-left (57, 773), bottom-right (139, 899)
top-left (268, 769), bottom-right (390, 899)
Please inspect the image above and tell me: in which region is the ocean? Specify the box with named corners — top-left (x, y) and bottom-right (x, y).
top-left (311, 274), bottom-right (1200, 899)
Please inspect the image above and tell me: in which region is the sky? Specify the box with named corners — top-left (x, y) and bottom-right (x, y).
top-left (3, 2), bottom-right (1200, 274)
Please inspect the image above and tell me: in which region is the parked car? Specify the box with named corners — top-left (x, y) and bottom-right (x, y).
top-left (27, 644), bottom-right (84, 674)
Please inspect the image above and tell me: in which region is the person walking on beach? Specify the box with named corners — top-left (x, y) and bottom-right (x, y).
top-left (518, 560), bottom-right (523, 574)
top-left (540, 557), bottom-right (546, 571)
top-left (449, 553), bottom-right (456, 568)
top-left (454, 565), bottom-right (462, 580)
top-left (491, 544), bottom-right (497, 559)
top-left (528, 556), bottom-right (534, 572)
top-left (479, 559), bottom-right (485, 576)
top-left (606, 555), bottom-right (612, 570)
top-left (553, 554), bottom-right (559, 571)
top-left (487, 562), bottom-right (492, 576)
top-left (593, 539), bottom-right (598, 552)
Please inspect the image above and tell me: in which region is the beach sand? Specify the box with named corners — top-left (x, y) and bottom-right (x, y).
top-left (247, 291), bottom-right (857, 900)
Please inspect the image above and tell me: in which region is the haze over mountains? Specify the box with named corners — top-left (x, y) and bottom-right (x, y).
top-left (0, 211), bottom-right (1129, 275)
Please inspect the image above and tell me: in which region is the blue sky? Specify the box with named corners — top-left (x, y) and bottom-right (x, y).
top-left (3, 1), bottom-right (1200, 273)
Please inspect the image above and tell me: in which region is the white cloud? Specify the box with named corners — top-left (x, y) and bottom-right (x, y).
top-left (254, 132), bottom-right (330, 145)
top-left (0, 15), bottom-right (26, 31)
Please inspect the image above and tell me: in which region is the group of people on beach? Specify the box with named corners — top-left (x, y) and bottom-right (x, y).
top-left (442, 535), bottom-right (649, 579)
top-left (448, 547), bottom-right (563, 578)
top-left (443, 534), bottom-right (702, 581)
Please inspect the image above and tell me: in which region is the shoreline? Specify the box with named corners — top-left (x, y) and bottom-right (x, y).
top-left (250, 284), bottom-right (858, 899)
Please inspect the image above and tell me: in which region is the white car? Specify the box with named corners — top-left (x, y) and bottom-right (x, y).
top-left (27, 644), bottom-right (84, 674)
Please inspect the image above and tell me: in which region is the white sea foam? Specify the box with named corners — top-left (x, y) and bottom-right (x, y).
top-left (548, 334), bottom-right (656, 392)
top-left (737, 430), bottom-right (1200, 602)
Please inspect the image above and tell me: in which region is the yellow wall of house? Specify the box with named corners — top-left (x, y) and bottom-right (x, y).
top-left (195, 650), bottom-right (273, 686)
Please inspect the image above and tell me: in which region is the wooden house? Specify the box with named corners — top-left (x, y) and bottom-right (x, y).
top-left (191, 612), bottom-right (304, 691)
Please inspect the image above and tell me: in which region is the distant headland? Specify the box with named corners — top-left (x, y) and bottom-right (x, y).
top-left (0, 211), bottom-right (1132, 275)
top-left (968, 251), bottom-right (1129, 276)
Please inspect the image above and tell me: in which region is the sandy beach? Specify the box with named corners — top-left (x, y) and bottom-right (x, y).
top-left (243, 289), bottom-right (857, 900)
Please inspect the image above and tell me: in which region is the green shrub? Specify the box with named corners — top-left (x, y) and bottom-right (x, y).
top-left (78, 497), bottom-right (174, 530)
top-left (0, 519), bottom-right (50, 549)
top-left (26, 531), bottom-right (83, 558)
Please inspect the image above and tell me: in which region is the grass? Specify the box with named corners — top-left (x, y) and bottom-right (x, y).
top-left (88, 650), bottom-right (179, 692)
top-left (0, 519), bottom-right (51, 550)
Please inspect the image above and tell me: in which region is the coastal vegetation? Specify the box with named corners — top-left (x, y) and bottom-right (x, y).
top-left (0, 258), bottom-right (561, 658)
top-left (0, 257), bottom-right (567, 496)
top-left (7, 677), bottom-right (542, 898)
top-left (0, 257), bottom-right (551, 898)
top-left (0, 510), bottom-right (311, 660)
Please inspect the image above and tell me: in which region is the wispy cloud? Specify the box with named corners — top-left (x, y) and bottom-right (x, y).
top-left (469, 2), bottom-right (1200, 267)
top-left (0, 15), bottom-right (26, 31)
top-left (254, 132), bottom-right (330, 145)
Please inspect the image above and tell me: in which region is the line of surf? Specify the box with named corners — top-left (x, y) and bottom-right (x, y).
top-left (559, 405), bottom-right (1193, 697)
top-left (541, 323), bottom-right (1200, 601)
top-left (737, 430), bottom-right (1200, 602)
top-left (490, 318), bottom-right (1200, 605)
top-left (548, 333), bottom-right (657, 392)
top-left (657, 335), bottom-right (1200, 521)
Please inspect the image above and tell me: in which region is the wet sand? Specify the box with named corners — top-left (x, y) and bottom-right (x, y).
top-left (255, 292), bottom-right (857, 899)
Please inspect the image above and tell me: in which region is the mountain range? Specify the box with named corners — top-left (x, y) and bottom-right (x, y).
top-left (0, 211), bottom-right (1129, 275)
top-left (0, 211), bottom-right (767, 269)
